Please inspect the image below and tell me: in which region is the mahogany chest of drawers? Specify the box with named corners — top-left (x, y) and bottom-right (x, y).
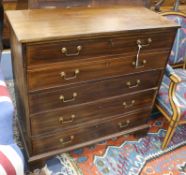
top-left (6, 6), bottom-right (178, 166)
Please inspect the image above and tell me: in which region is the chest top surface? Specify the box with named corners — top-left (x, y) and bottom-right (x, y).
top-left (6, 6), bottom-right (179, 43)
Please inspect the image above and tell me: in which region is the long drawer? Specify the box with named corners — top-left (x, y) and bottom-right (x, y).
top-left (28, 51), bottom-right (167, 91)
top-left (28, 70), bottom-right (159, 114)
top-left (30, 89), bottom-right (156, 136)
top-left (27, 30), bottom-right (175, 66)
top-left (31, 110), bottom-right (151, 154)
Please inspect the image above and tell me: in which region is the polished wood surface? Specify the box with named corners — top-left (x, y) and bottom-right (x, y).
top-left (28, 52), bottom-right (167, 91)
top-left (6, 6), bottom-right (179, 42)
top-left (27, 29), bottom-right (175, 66)
top-left (1, 0), bottom-right (148, 48)
top-left (30, 70), bottom-right (162, 108)
top-left (7, 6), bottom-right (178, 168)
top-left (29, 84), bottom-right (157, 113)
top-left (32, 110), bottom-right (151, 154)
top-left (30, 89), bottom-right (156, 136)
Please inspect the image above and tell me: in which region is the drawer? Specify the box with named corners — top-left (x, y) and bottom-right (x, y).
top-left (27, 30), bottom-right (175, 66)
top-left (28, 51), bottom-right (168, 91)
top-left (32, 110), bottom-right (151, 154)
top-left (28, 70), bottom-right (159, 114)
top-left (30, 89), bottom-right (156, 135)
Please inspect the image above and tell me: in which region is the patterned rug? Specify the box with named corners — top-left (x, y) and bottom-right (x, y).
top-left (43, 119), bottom-right (186, 175)
top-left (6, 80), bottom-right (186, 175)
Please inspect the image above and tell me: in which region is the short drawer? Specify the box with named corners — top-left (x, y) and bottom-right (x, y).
top-left (28, 51), bottom-right (168, 91)
top-left (31, 110), bottom-right (151, 154)
top-left (27, 30), bottom-right (175, 66)
top-left (28, 70), bottom-right (160, 114)
top-left (30, 89), bottom-right (156, 135)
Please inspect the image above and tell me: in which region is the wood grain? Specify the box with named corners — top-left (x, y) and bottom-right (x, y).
top-left (30, 89), bottom-right (156, 136)
top-left (31, 109), bottom-right (151, 154)
top-left (28, 73), bottom-right (159, 113)
top-left (27, 51), bottom-right (168, 91)
top-left (26, 29), bottom-right (175, 66)
top-left (6, 6), bottom-right (179, 42)
top-left (7, 6), bottom-right (178, 169)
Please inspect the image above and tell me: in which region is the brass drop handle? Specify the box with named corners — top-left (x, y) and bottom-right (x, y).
top-left (118, 120), bottom-right (130, 128)
top-left (137, 38), bottom-right (152, 47)
top-left (61, 45), bottom-right (82, 56)
top-left (133, 38), bottom-right (152, 68)
top-left (59, 135), bottom-right (74, 145)
top-left (123, 100), bottom-right (135, 108)
top-left (59, 92), bottom-right (77, 103)
top-left (59, 114), bottom-right (76, 124)
top-left (132, 59), bottom-right (147, 69)
top-left (126, 79), bottom-right (141, 88)
top-left (60, 69), bottom-right (79, 80)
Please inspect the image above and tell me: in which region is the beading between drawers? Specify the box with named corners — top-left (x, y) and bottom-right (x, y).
top-left (6, 6), bottom-right (179, 167)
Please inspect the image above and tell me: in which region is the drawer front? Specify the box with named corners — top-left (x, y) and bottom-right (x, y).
top-left (28, 51), bottom-right (168, 91)
top-left (29, 70), bottom-right (160, 114)
top-left (30, 89), bottom-right (156, 135)
top-left (27, 30), bottom-right (175, 66)
top-left (32, 110), bottom-right (150, 154)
